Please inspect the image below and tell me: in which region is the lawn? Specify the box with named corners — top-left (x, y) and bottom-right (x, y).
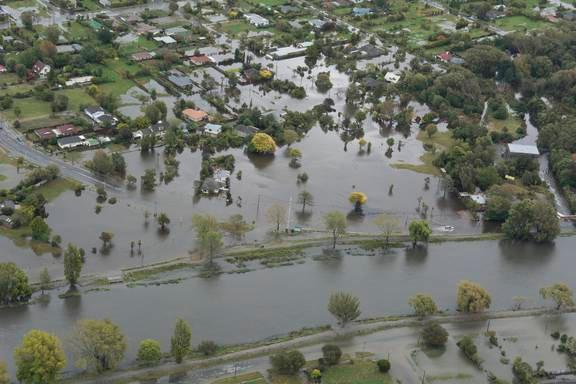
top-left (58, 88), bottom-right (98, 111)
top-left (211, 372), bottom-right (267, 384)
top-left (119, 37), bottom-right (159, 55)
top-left (333, 7), bottom-right (352, 16)
top-left (322, 360), bottom-right (393, 384)
top-left (66, 22), bottom-right (96, 41)
top-left (220, 20), bottom-right (256, 35)
top-left (269, 373), bottom-right (303, 384)
top-left (35, 178), bottom-right (80, 202)
top-left (494, 15), bottom-right (550, 32)
top-left (391, 130), bottom-right (454, 177)
top-left (0, 174), bottom-right (6, 181)
top-left (0, 73), bottom-right (22, 86)
top-left (3, 97), bottom-right (52, 121)
top-left (250, 0), bottom-right (286, 5)
top-left (5, 0), bottom-right (37, 8)
top-left (486, 114), bottom-right (522, 137)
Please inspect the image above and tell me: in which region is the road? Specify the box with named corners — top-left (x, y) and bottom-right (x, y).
top-left (0, 122), bottom-right (122, 191)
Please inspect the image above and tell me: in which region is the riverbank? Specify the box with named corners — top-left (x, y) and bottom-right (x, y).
top-left (65, 306), bottom-right (576, 384)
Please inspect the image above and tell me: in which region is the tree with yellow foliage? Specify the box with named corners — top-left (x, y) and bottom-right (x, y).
top-left (14, 330), bottom-right (66, 384)
top-left (348, 192), bottom-right (367, 213)
top-left (249, 133), bottom-right (276, 154)
top-left (456, 280), bottom-right (491, 313)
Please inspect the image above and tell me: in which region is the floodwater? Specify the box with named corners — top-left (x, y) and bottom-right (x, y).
top-left (1, 237), bottom-right (576, 374)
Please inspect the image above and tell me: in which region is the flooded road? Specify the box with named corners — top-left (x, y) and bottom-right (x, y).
top-left (1, 237), bottom-right (576, 374)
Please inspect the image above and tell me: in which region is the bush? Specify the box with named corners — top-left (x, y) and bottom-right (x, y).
top-left (137, 339), bottom-right (161, 366)
top-left (108, 197), bottom-right (117, 204)
top-left (421, 322), bottom-right (448, 348)
top-left (321, 344), bottom-right (342, 366)
top-left (270, 350), bottom-right (306, 375)
top-left (197, 340), bottom-right (218, 356)
top-left (377, 359), bottom-right (391, 373)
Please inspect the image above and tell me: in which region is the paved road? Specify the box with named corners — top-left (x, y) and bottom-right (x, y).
top-left (0, 123), bottom-right (122, 191)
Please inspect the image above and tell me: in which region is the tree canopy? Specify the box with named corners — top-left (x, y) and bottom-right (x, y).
top-left (328, 291), bottom-right (361, 327)
top-left (14, 330), bottom-right (66, 384)
top-left (457, 280), bottom-right (491, 313)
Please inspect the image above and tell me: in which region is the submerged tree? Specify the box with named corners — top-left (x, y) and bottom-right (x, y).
top-left (297, 190), bottom-right (314, 214)
top-left (328, 292), bottom-right (361, 327)
top-left (324, 211), bottom-right (347, 249)
top-left (171, 318), bottom-right (191, 364)
top-left (457, 280), bottom-right (491, 313)
top-left (408, 220), bottom-right (432, 248)
top-left (71, 319), bottom-right (127, 373)
top-left (348, 192), bottom-right (367, 213)
top-left (14, 330), bottom-right (66, 384)
top-left (540, 283), bottom-right (574, 310)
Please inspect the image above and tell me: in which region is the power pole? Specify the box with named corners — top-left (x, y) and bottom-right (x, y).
top-left (256, 194), bottom-right (261, 218)
top-left (286, 196), bottom-right (292, 231)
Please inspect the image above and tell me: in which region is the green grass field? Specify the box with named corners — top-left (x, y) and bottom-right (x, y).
top-left (5, 0), bottom-right (37, 8)
top-left (0, 83), bottom-right (35, 97)
top-left (495, 15), bottom-right (550, 32)
top-left (220, 20), bottom-right (256, 35)
top-left (211, 372), bottom-right (267, 384)
top-left (322, 360), bottom-right (393, 384)
top-left (58, 88), bottom-right (98, 111)
top-left (0, 73), bottom-right (22, 86)
top-left (66, 22), bottom-right (96, 41)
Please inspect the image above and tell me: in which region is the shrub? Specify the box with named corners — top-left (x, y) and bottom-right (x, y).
top-left (270, 350), bottom-right (306, 375)
top-left (421, 322), bottom-right (448, 348)
top-left (137, 339), bottom-right (161, 366)
top-left (321, 344), bottom-right (342, 366)
top-left (377, 359), bottom-right (391, 373)
top-left (197, 340), bottom-right (218, 356)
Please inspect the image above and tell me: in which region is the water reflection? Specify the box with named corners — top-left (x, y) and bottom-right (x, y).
top-left (404, 246), bottom-right (428, 266)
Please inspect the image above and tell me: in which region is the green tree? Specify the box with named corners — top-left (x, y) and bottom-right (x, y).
top-left (99, 232), bottom-right (113, 248)
top-left (157, 212), bottom-right (170, 232)
top-left (64, 244), bottom-right (83, 287)
top-left (192, 214), bottom-right (219, 237)
top-left (0, 262), bottom-right (32, 304)
top-left (408, 220), bottom-right (431, 248)
top-left (199, 230), bottom-right (223, 264)
top-left (421, 322), bottom-right (448, 348)
top-left (297, 190), bottom-right (314, 213)
top-left (39, 267), bottom-right (51, 294)
top-left (21, 11), bottom-right (33, 29)
top-left (266, 203), bottom-right (286, 232)
top-left (457, 336), bottom-right (481, 366)
top-left (137, 339), bottom-right (162, 366)
top-left (321, 344), bottom-right (342, 366)
top-left (377, 359), bottom-right (391, 373)
top-left (502, 199), bottom-right (560, 242)
top-left (328, 292), bottom-right (361, 327)
top-left (71, 319), bottom-right (127, 373)
top-left (197, 340), bottom-right (218, 356)
top-left (0, 360), bottom-right (8, 384)
top-left (373, 213), bottom-right (399, 246)
top-left (89, 150), bottom-right (113, 175)
top-left (270, 350), bottom-right (306, 375)
top-left (540, 283), bottom-right (574, 310)
top-left (141, 169), bottom-right (157, 191)
top-left (408, 293), bottom-right (438, 318)
top-left (30, 216), bottom-right (51, 242)
top-left (14, 330), bottom-right (66, 384)
top-left (171, 318), bottom-right (191, 364)
top-left (45, 25), bottom-right (60, 44)
top-left (220, 214), bottom-right (253, 240)
top-left (457, 280), bottom-right (491, 313)
top-left (283, 129), bottom-right (299, 146)
top-left (324, 211), bottom-right (347, 249)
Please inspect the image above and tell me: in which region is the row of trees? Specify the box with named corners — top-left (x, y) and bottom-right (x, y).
top-left (0, 316), bottom-right (222, 383)
top-left (327, 281), bottom-right (574, 327)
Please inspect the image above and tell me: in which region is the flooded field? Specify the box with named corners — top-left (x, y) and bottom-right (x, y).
top-left (1, 237), bottom-right (576, 374)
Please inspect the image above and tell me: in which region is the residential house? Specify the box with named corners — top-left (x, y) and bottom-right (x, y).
top-left (0, 199), bottom-right (15, 215)
top-left (213, 169), bottom-right (231, 184)
top-left (84, 106), bottom-right (118, 127)
top-left (88, 19), bottom-right (104, 31)
top-left (57, 135), bottom-right (87, 149)
top-left (362, 77), bottom-right (385, 90)
top-left (309, 19), bottom-right (328, 30)
top-left (506, 143), bottom-right (540, 158)
top-left (164, 26), bottom-right (188, 36)
top-left (182, 108), bottom-right (208, 122)
top-left (0, 215), bottom-right (15, 229)
top-left (131, 51), bottom-right (156, 62)
top-left (203, 123), bottom-right (222, 136)
top-left (348, 43), bottom-right (383, 58)
top-left (436, 51), bottom-right (452, 63)
top-left (135, 23), bottom-right (159, 35)
top-left (32, 61), bottom-right (51, 79)
top-left (167, 70), bottom-right (194, 90)
top-left (279, 5), bottom-right (299, 13)
top-left (244, 13), bottom-right (270, 27)
top-left (201, 177), bottom-right (224, 194)
top-left (384, 72), bottom-right (400, 84)
top-left (133, 120), bottom-right (169, 139)
top-left (35, 127), bottom-right (57, 141)
top-left (153, 35), bottom-right (177, 45)
top-left (352, 7), bottom-right (372, 16)
top-left (56, 43), bottom-right (82, 54)
top-left (234, 124), bottom-right (259, 138)
top-left (242, 68), bottom-right (260, 84)
top-left (188, 54), bottom-right (215, 66)
top-left (36, 125), bottom-right (80, 140)
top-left (65, 76), bottom-right (94, 87)
top-left (0, 64), bottom-right (6, 73)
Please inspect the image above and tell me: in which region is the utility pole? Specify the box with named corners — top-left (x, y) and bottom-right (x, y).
top-left (255, 194), bottom-right (261, 218)
top-left (286, 196), bottom-right (293, 231)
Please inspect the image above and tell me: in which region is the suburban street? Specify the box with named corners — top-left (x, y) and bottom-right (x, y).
top-left (0, 122), bottom-right (122, 190)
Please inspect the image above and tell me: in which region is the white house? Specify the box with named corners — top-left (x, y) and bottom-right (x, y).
top-left (153, 35), bottom-right (177, 45)
top-left (32, 61), bottom-right (51, 79)
top-left (84, 106), bottom-right (118, 127)
top-left (204, 123), bottom-right (222, 136)
top-left (384, 72), bottom-right (400, 84)
top-left (65, 76), bottom-right (94, 87)
top-left (244, 13), bottom-right (270, 27)
top-left (57, 135), bottom-right (87, 149)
